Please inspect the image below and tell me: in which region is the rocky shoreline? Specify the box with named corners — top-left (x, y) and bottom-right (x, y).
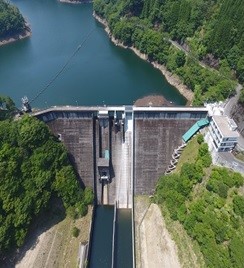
top-left (0, 26), bottom-right (31, 47)
top-left (93, 12), bottom-right (194, 104)
top-left (59, 0), bottom-right (92, 4)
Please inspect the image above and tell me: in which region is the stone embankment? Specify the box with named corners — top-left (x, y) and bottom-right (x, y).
top-left (93, 12), bottom-right (194, 104)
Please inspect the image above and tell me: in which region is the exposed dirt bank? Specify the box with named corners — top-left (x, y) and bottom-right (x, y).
top-left (15, 207), bottom-right (92, 268)
top-left (93, 12), bottom-right (194, 105)
top-left (0, 27), bottom-right (31, 47)
top-left (1, 205), bottom-right (92, 268)
top-left (135, 196), bottom-right (181, 268)
top-left (134, 95), bottom-right (172, 107)
top-left (231, 103), bottom-right (244, 142)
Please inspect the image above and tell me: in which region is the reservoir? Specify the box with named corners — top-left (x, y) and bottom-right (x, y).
top-left (1, 0), bottom-right (186, 108)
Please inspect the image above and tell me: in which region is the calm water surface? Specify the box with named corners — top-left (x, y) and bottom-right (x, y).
top-left (89, 205), bottom-right (114, 268)
top-left (115, 209), bottom-right (133, 268)
top-left (1, 0), bottom-right (186, 108)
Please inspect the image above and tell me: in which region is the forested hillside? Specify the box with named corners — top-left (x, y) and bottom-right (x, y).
top-left (94, 0), bottom-right (244, 104)
top-left (154, 135), bottom-right (244, 267)
top-left (0, 104), bottom-right (93, 254)
top-left (0, 0), bottom-right (26, 38)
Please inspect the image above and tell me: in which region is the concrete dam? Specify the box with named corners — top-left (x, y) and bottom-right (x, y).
top-left (35, 105), bottom-right (208, 206)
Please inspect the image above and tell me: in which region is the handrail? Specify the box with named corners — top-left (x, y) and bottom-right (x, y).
top-left (111, 202), bottom-right (117, 268)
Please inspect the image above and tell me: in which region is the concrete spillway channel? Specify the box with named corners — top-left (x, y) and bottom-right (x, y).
top-left (89, 108), bottom-right (134, 268)
top-left (88, 205), bottom-right (133, 268)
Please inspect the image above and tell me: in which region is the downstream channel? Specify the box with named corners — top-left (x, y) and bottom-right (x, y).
top-left (89, 206), bottom-right (133, 268)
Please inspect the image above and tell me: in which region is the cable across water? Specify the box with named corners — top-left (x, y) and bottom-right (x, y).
top-left (29, 28), bottom-right (95, 104)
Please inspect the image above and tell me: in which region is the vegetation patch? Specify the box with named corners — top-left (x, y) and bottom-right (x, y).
top-left (154, 135), bottom-right (244, 268)
top-left (0, 0), bottom-right (26, 39)
top-left (93, 0), bottom-right (243, 104)
top-left (174, 135), bottom-right (201, 173)
top-left (0, 100), bottom-right (93, 255)
top-left (72, 226), bottom-right (80, 238)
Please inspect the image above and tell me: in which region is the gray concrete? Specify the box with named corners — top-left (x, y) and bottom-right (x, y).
top-left (211, 150), bottom-right (244, 175)
top-left (134, 118), bottom-right (200, 194)
top-left (47, 118), bottom-right (94, 188)
top-left (36, 106), bottom-right (208, 197)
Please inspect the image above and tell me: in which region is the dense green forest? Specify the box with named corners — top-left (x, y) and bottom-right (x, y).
top-left (154, 135), bottom-right (244, 267)
top-left (0, 0), bottom-right (26, 38)
top-left (0, 100), bottom-right (93, 253)
top-left (93, 0), bottom-right (244, 104)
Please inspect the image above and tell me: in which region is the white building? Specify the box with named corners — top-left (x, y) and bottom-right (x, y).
top-left (208, 115), bottom-right (239, 152)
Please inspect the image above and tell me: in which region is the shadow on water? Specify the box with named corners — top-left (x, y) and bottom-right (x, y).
top-left (89, 205), bottom-right (114, 268)
top-left (0, 197), bottom-right (66, 268)
top-left (115, 209), bottom-right (133, 268)
top-left (88, 206), bottom-right (133, 268)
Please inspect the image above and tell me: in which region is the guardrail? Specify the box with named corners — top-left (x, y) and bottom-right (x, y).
top-left (111, 202), bottom-right (117, 268)
top-left (86, 205), bottom-right (96, 267)
top-left (131, 108), bottom-right (136, 268)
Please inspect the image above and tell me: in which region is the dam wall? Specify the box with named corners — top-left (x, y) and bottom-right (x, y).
top-left (134, 110), bottom-right (207, 194)
top-left (34, 106), bottom-right (208, 199)
top-left (35, 107), bottom-right (126, 205)
top-left (47, 117), bottom-right (95, 188)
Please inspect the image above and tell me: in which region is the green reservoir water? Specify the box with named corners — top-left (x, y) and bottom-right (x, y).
top-left (1, 0), bottom-right (186, 108)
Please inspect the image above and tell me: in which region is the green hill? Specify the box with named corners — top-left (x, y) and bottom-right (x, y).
top-left (94, 0), bottom-right (244, 104)
top-left (154, 135), bottom-right (244, 268)
top-left (0, 102), bottom-right (93, 254)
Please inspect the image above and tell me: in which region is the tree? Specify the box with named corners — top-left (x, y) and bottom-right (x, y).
top-left (237, 56), bottom-right (244, 83)
top-left (0, 0), bottom-right (26, 38)
top-left (233, 195), bottom-right (244, 218)
top-left (18, 115), bottom-right (50, 150)
top-left (197, 134), bottom-right (204, 144)
top-left (229, 234), bottom-right (244, 268)
top-left (0, 114), bottom-right (93, 253)
top-left (72, 227), bottom-right (80, 238)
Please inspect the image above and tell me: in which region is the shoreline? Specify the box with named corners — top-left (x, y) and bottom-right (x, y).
top-left (0, 26), bottom-right (31, 47)
top-left (93, 12), bottom-right (194, 104)
top-left (59, 0), bottom-right (92, 4)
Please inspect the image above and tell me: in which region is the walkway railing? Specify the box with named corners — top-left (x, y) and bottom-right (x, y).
top-left (111, 202), bottom-right (117, 268)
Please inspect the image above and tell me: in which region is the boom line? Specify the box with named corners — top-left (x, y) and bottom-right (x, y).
top-left (29, 28), bottom-right (95, 104)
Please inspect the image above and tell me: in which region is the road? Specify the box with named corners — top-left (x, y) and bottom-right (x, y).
top-left (223, 83), bottom-right (244, 150)
top-left (214, 151), bottom-right (244, 175)
top-left (224, 83), bottom-right (242, 117)
top-left (169, 39), bottom-right (208, 69)
top-left (168, 39), bottom-right (244, 151)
